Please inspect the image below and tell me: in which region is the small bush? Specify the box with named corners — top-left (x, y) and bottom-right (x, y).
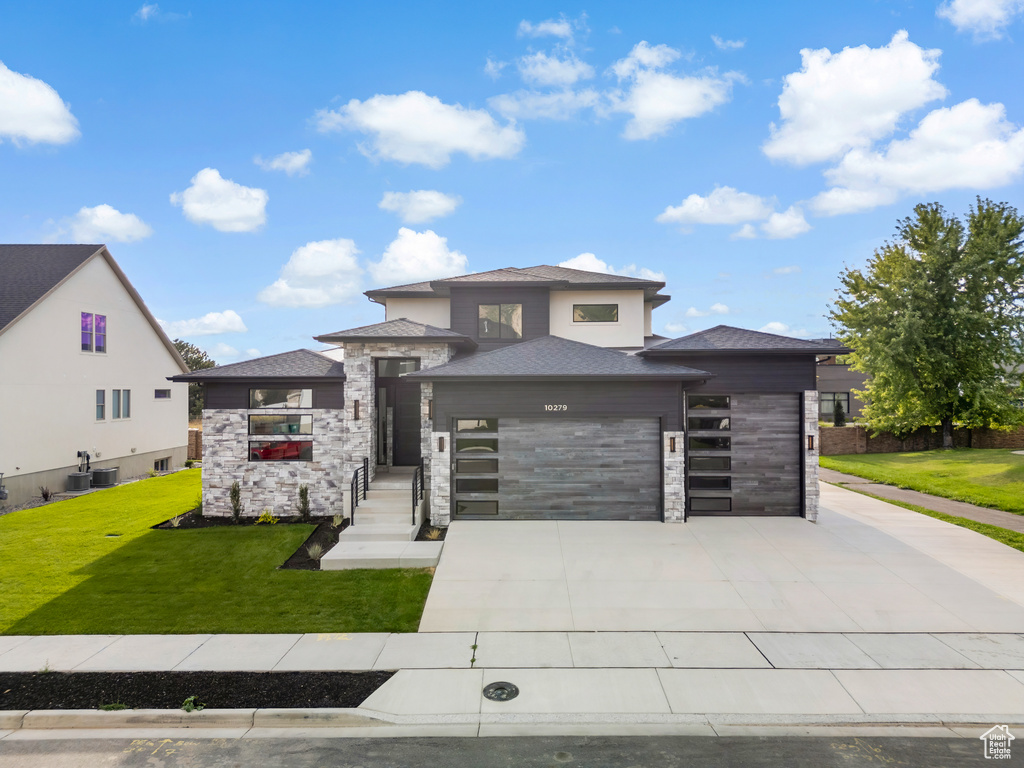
top-left (230, 481), bottom-right (242, 523)
top-left (184, 459), bottom-right (194, 469)
top-left (425, 527), bottom-right (441, 540)
top-left (332, 514), bottom-right (345, 529)
top-left (306, 542), bottom-right (326, 560)
top-left (181, 695), bottom-right (205, 713)
top-left (833, 398), bottom-right (847, 427)
top-left (99, 702), bottom-right (128, 711)
top-left (39, 486), bottom-right (52, 502)
top-left (170, 515), bottom-right (184, 528)
top-left (193, 492), bottom-right (203, 518)
top-left (297, 484), bottom-right (311, 522)
top-left (255, 509), bottom-right (279, 525)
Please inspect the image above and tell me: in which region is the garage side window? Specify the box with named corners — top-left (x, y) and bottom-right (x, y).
top-left (453, 418), bottom-right (499, 516)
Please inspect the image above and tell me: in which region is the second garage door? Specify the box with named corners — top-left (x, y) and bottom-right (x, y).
top-left (453, 417), bottom-right (662, 521)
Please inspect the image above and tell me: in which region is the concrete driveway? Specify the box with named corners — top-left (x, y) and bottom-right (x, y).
top-left (418, 483), bottom-right (1024, 632)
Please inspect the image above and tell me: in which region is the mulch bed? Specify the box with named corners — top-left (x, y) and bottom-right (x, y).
top-left (0, 670), bottom-right (393, 710)
top-left (414, 520), bottom-right (447, 542)
top-left (153, 511), bottom-right (349, 570)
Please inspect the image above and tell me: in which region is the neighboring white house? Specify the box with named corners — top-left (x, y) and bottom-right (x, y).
top-left (0, 244), bottom-right (190, 507)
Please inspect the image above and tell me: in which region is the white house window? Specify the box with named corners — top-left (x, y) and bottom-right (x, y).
top-left (81, 313), bottom-right (106, 353)
top-left (122, 389), bottom-right (131, 418)
top-left (154, 389), bottom-right (171, 399)
top-left (573, 304), bottom-right (618, 322)
top-left (113, 389), bottom-right (131, 419)
top-left (95, 390), bottom-right (105, 420)
top-left (113, 389), bottom-right (121, 419)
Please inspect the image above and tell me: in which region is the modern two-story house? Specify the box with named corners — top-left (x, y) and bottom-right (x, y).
top-left (0, 245), bottom-right (189, 507)
top-left (176, 265), bottom-right (845, 524)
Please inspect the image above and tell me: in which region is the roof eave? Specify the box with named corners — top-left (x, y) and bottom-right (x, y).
top-left (638, 346), bottom-right (851, 357)
top-left (405, 373), bottom-right (713, 382)
top-left (312, 333), bottom-right (477, 349)
top-left (168, 373), bottom-right (346, 383)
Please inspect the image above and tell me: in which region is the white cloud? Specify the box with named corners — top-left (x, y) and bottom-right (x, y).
top-left (773, 265), bottom-right (802, 275)
top-left (557, 252), bottom-right (665, 281)
top-left (63, 204), bottom-right (153, 243)
top-left (657, 186), bottom-right (774, 226)
top-left (132, 3), bottom-right (187, 22)
top-left (489, 88), bottom-right (600, 120)
top-left (485, 58), bottom-right (508, 79)
top-left (518, 17), bottom-right (574, 39)
top-left (938, 0), bottom-right (1024, 38)
top-left (732, 224), bottom-right (758, 239)
top-left (664, 322), bottom-right (688, 334)
top-left (761, 206), bottom-right (811, 239)
top-left (379, 190), bottom-right (462, 224)
top-left (685, 303), bottom-right (729, 318)
top-left (258, 238), bottom-right (364, 308)
top-left (0, 60), bottom-right (79, 145)
top-left (762, 31), bottom-right (947, 166)
top-left (133, 3), bottom-right (158, 21)
top-left (517, 51), bottom-right (594, 87)
top-left (368, 228), bottom-right (468, 285)
top-left (207, 343), bottom-right (260, 362)
top-left (712, 35), bottom-right (745, 50)
top-left (254, 149), bottom-right (312, 176)
top-left (170, 168), bottom-right (268, 232)
top-left (812, 99), bottom-right (1024, 215)
top-left (609, 42), bottom-right (738, 140)
top-left (315, 91), bottom-right (525, 169)
top-left (759, 321), bottom-right (808, 337)
top-left (159, 310), bottom-right (248, 337)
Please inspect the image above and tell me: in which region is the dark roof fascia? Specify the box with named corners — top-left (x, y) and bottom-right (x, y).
top-left (639, 346), bottom-right (850, 358)
top-left (312, 333), bottom-right (477, 349)
top-left (364, 289), bottom-right (438, 303)
top-left (407, 373), bottom-right (713, 383)
top-left (168, 374), bottom-right (345, 383)
top-left (649, 293), bottom-right (671, 307)
top-left (429, 280), bottom-right (567, 296)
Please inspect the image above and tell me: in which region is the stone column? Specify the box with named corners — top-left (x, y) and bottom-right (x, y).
top-left (663, 430), bottom-right (685, 522)
top-left (804, 390), bottom-right (820, 522)
top-left (429, 430), bottom-right (451, 527)
top-left (420, 382), bottom-right (433, 492)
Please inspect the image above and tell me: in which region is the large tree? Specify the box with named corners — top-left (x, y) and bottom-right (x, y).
top-left (173, 339), bottom-right (217, 420)
top-left (830, 199), bottom-right (1024, 448)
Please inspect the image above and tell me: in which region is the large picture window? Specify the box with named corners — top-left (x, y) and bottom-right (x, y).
top-left (478, 304), bottom-right (522, 339)
top-left (573, 304), bottom-right (618, 322)
top-left (249, 414), bottom-right (313, 435)
top-left (820, 392), bottom-right (851, 418)
top-left (249, 389), bottom-right (313, 408)
top-left (689, 395), bottom-right (730, 409)
top-left (249, 441), bottom-right (313, 461)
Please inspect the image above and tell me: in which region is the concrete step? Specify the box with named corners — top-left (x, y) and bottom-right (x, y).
top-left (355, 496), bottom-right (412, 511)
top-left (340, 523), bottom-right (419, 542)
top-left (351, 513), bottom-right (415, 525)
top-left (320, 540), bottom-right (443, 570)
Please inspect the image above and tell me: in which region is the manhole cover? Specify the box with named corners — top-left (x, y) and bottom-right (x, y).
top-left (483, 681), bottom-right (519, 701)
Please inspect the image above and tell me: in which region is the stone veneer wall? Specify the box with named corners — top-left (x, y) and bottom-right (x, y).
top-left (804, 390), bottom-right (820, 522)
top-left (338, 342), bottom-right (453, 484)
top-left (663, 430), bottom-right (685, 522)
top-left (429, 429), bottom-right (451, 526)
top-left (202, 408), bottom-right (346, 517)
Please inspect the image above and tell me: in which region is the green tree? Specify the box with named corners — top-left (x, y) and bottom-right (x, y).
top-left (173, 339), bottom-right (216, 420)
top-left (833, 398), bottom-right (846, 428)
top-left (830, 199), bottom-right (1024, 448)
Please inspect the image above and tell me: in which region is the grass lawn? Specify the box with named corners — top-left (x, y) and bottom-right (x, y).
top-left (820, 448), bottom-right (1024, 515)
top-left (0, 469), bottom-right (432, 635)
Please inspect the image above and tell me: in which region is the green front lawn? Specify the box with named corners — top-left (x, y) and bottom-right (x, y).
top-left (0, 470), bottom-right (432, 635)
top-left (821, 448), bottom-right (1024, 515)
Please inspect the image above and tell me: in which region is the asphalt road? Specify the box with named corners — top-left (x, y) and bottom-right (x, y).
top-left (0, 735), bottom-right (1004, 767)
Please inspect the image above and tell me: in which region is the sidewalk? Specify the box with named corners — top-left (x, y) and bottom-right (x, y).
top-left (819, 467), bottom-right (1024, 534)
top-left (1, 630), bottom-right (1023, 738)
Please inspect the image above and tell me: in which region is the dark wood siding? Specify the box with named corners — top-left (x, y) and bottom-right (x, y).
top-left (680, 355), bottom-right (816, 393)
top-left (204, 381), bottom-right (344, 410)
top-left (448, 287), bottom-right (550, 352)
top-left (433, 380), bottom-right (682, 430)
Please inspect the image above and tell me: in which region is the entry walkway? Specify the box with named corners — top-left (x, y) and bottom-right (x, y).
top-left (418, 484), bottom-right (1024, 632)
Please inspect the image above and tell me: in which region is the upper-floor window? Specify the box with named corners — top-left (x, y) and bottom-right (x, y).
top-left (478, 304), bottom-right (522, 339)
top-left (81, 313), bottom-right (107, 353)
top-left (249, 388), bottom-right (313, 408)
top-left (573, 304), bottom-right (618, 323)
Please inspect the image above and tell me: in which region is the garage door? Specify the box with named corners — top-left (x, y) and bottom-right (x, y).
top-left (452, 417), bottom-right (662, 520)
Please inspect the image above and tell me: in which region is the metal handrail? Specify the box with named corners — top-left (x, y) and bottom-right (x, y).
top-left (412, 458), bottom-right (425, 525)
top-left (350, 458), bottom-right (368, 523)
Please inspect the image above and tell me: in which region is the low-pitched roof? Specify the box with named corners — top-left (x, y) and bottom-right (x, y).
top-left (405, 335), bottom-right (712, 381)
top-left (365, 264), bottom-right (668, 304)
top-left (0, 244), bottom-right (188, 372)
top-left (639, 325), bottom-right (850, 356)
top-left (169, 349), bottom-right (345, 382)
top-left (313, 318), bottom-right (477, 348)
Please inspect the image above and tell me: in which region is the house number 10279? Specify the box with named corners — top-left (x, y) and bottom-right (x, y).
top-left (544, 404), bottom-right (568, 411)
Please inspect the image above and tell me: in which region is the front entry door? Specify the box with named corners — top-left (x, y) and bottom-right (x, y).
top-left (375, 358), bottom-right (421, 466)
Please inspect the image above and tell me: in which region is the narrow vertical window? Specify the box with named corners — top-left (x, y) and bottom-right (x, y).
top-left (96, 390), bottom-right (105, 420)
top-left (112, 389), bottom-right (121, 419)
top-left (122, 389), bottom-right (131, 418)
top-left (81, 313), bottom-right (94, 351)
top-left (95, 315), bottom-right (107, 353)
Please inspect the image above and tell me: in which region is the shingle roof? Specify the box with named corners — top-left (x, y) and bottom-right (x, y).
top-left (169, 349), bottom-right (345, 382)
top-left (365, 264), bottom-right (668, 302)
top-left (314, 318), bottom-right (476, 347)
top-left (406, 335), bottom-right (712, 380)
top-left (640, 325), bottom-right (850, 356)
top-left (0, 244), bottom-right (104, 332)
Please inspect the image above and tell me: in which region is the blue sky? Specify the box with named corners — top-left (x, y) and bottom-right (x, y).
top-left (2, 1), bottom-right (1023, 362)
